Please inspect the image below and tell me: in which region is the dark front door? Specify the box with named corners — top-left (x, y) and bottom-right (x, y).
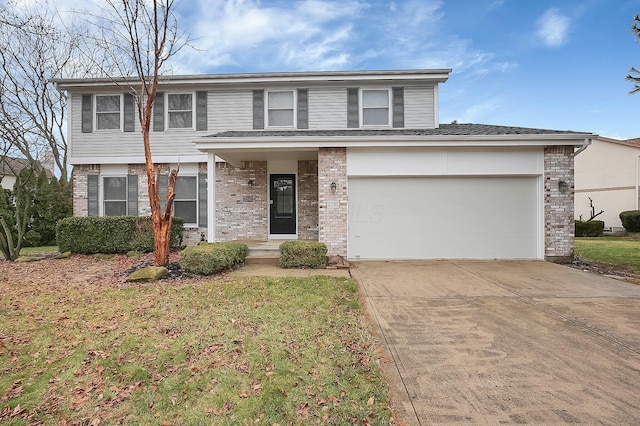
top-left (270, 174), bottom-right (296, 234)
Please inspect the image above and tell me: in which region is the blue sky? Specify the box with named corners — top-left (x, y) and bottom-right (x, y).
top-left (165, 0), bottom-right (640, 139)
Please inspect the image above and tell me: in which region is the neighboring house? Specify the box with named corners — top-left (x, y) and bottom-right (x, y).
top-left (0, 156), bottom-right (54, 190)
top-left (53, 69), bottom-right (594, 261)
top-left (575, 136), bottom-right (640, 232)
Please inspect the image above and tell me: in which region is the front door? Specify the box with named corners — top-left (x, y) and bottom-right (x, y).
top-left (270, 174), bottom-right (296, 235)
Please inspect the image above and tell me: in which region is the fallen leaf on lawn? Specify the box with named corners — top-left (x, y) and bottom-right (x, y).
top-left (238, 391), bottom-right (249, 398)
top-left (367, 396), bottom-right (375, 408)
top-left (91, 418), bottom-right (100, 426)
top-left (297, 402), bottom-right (309, 418)
top-left (266, 371), bottom-right (275, 377)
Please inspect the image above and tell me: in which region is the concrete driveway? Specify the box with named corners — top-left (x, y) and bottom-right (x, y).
top-left (352, 260), bottom-right (640, 425)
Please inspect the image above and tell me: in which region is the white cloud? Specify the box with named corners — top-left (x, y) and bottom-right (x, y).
top-left (536, 8), bottom-right (571, 47)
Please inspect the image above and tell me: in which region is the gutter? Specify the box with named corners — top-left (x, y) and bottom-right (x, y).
top-left (574, 138), bottom-right (592, 156)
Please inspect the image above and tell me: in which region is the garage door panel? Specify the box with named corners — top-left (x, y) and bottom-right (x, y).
top-left (348, 177), bottom-right (539, 259)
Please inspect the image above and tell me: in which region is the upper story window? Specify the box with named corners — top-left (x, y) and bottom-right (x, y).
top-left (167, 93), bottom-right (193, 129)
top-left (267, 90), bottom-right (295, 127)
top-left (103, 176), bottom-right (127, 216)
top-left (361, 89), bottom-right (390, 126)
top-left (95, 95), bottom-right (121, 130)
top-left (173, 175), bottom-right (197, 224)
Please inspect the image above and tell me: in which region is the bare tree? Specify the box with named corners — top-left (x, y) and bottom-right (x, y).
top-left (0, 0), bottom-right (82, 182)
top-left (628, 15), bottom-right (640, 94)
top-left (93, 0), bottom-right (188, 266)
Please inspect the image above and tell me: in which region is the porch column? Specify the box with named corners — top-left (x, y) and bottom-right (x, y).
top-left (318, 147), bottom-right (348, 257)
top-left (207, 152), bottom-right (216, 242)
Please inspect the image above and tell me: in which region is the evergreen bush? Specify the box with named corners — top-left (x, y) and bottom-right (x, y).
top-left (575, 220), bottom-right (604, 237)
top-left (179, 242), bottom-right (249, 275)
top-left (56, 216), bottom-right (184, 254)
top-left (279, 241), bottom-right (327, 268)
top-left (619, 210), bottom-right (640, 232)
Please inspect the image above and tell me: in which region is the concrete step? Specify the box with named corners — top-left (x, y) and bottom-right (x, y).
top-left (245, 253), bottom-right (280, 266)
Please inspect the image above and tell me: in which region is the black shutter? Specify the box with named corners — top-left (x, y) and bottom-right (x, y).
top-left (87, 174), bottom-right (98, 216)
top-left (159, 173), bottom-right (168, 212)
top-left (124, 93), bottom-right (136, 132)
top-left (127, 174), bottom-right (138, 216)
top-left (253, 90), bottom-right (264, 129)
top-left (198, 173), bottom-right (207, 227)
top-left (81, 94), bottom-right (93, 133)
top-left (297, 89), bottom-right (308, 129)
top-left (347, 88), bottom-right (359, 128)
top-left (392, 87), bottom-right (404, 128)
top-left (153, 92), bottom-right (164, 132)
top-left (196, 91), bottom-right (208, 131)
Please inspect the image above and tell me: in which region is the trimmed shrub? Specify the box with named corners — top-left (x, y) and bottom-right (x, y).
top-left (620, 210), bottom-right (640, 232)
top-left (56, 216), bottom-right (184, 254)
top-left (575, 220), bottom-right (604, 237)
top-left (280, 241), bottom-right (327, 269)
top-left (179, 242), bottom-right (249, 275)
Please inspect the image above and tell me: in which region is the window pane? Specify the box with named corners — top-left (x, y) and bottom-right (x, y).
top-left (96, 95), bottom-right (120, 112)
top-left (363, 108), bottom-right (389, 125)
top-left (169, 111), bottom-right (193, 128)
top-left (363, 90), bottom-right (388, 108)
top-left (268, 91), bottom-right (293, 109)
top-left (104, 177), bottom-right (126, 200)
top-left (175, 176), bottom-right (197, 199)
top-left (174, 200), bottom-right (197, 223)
top-left (268, 110), bottom-right (294, 127)
top-left (97, 113), bottom-right (120, 129)
top-left (104, 201), bottom-right (126, 216)
top-left (168, 94), bottom-right (192, 110)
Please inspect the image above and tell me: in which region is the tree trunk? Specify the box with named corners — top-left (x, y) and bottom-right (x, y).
top-left (152, 209), bottom-right (172, 266)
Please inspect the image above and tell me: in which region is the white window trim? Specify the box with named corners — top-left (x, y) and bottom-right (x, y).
top-left (359, 88), bottom-right (392, 128)
top-left (265, 89), bottom-right (297, 129)
top-left (173, 174), bottom-right (198, 227)
top-left (94, 94), bottom-right (123, 132)
top-left (100, 174), bottom-right (128, 217)
top-left (165, 92), bottom-right (196, 130)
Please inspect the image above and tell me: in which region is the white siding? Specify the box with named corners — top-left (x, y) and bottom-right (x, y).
top-left (308, 88), bottom-right (347, 129)
top-left (70, 90), bottom-right (254, 162)
top-left (209, 90), bottom-right (253, 132)
top-left (404, 86), bottom-right (435, 128)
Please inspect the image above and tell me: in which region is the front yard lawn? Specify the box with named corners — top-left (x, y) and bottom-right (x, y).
top-left (574, 237), bottom-right (640, 271)
top-left (0, 255), bottom-right (391, 424)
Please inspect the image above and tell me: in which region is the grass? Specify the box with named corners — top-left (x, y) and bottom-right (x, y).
top-left (574, 237), bottom-right (640, 270)
top-left (0, 272), bottom-right (391, 424)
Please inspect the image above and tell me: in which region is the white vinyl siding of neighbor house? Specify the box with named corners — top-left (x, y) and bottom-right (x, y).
top-left (308, 88), bottom-right (348, 129)
top-left (404, 86), bottom-right (435, 128)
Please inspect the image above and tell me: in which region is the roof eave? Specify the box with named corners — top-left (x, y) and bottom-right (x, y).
top-left (51, 69), bottom-right (452, 90)
top-left (193, 133), bottom-right (594, 151)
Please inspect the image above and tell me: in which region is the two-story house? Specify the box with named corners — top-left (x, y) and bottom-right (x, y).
top-left (54, 69), bottom-right (594, 261)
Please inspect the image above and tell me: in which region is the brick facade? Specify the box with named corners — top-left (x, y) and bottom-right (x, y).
top-left (544, 146), bottom-right (575, 262)
top-left (215, 161), bottom-right (268, 241)
top-left (318, 148), bottom-right (348, 257)
top-left (72, 164), bottom-right (99, 216)
top-left (298, 160), bottom-right (319, 240)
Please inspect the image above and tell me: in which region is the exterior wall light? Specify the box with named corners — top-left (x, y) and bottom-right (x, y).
top-left (558, 180), bottom-right (569, 193)
top-left (330, 181), bottom-right (337, 194)
top-left (248, 179), bottom-right (254, 187)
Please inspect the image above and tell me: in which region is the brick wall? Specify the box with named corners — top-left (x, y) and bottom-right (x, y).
top-left (298, 160), bottom-right (319, 240)
top-left (544, 146), bottom-right (574, 262)
top-left (215, 161), bottom-right (268, 241)
top-left (72, 164), bottom-right (99, 216)
top-left (318, 148), bottom-right (347, 257)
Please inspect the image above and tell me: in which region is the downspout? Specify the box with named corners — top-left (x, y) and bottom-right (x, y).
top-left (574, 138), bottom-right (591, 156)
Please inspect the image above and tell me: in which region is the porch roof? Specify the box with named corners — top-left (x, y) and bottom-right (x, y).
top-left (193, 123), bottom-right (595, 165)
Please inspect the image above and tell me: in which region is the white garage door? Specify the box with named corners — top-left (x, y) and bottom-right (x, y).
top-left (348, 176), bottom-right (540, 259)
